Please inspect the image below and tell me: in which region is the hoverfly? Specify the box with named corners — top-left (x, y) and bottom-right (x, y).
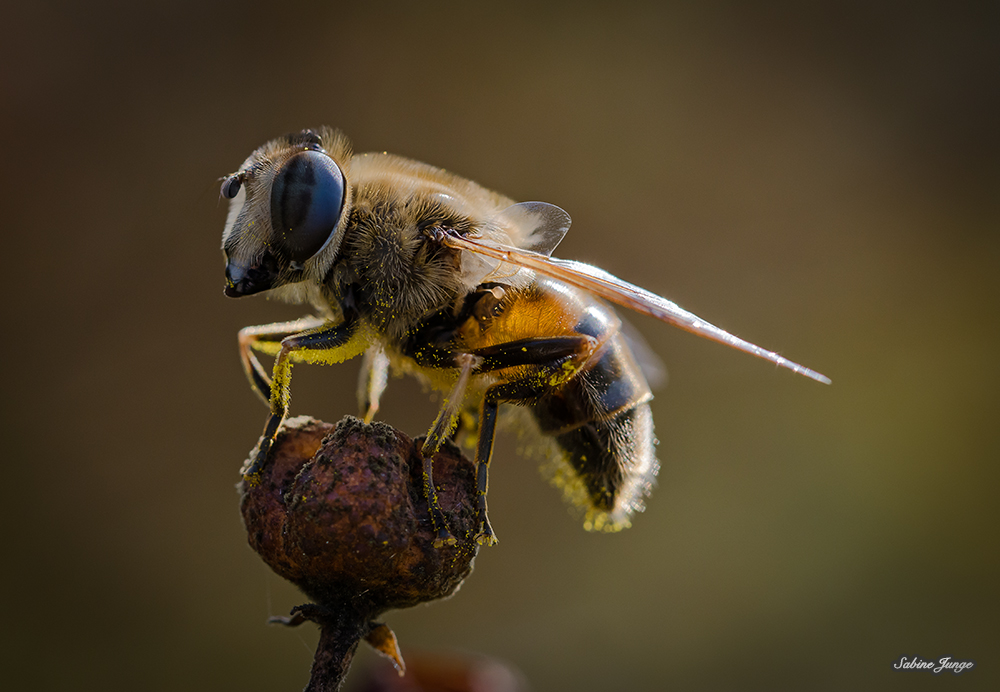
top-left (220, 127), bottom-right (828, 547)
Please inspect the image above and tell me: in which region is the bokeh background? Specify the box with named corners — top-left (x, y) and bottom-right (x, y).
top-left (2, 1), bottom-right (997, 690)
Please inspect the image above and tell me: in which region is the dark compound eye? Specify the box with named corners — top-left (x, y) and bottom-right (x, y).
top-left (270, 150), bottom-right (346, 264)
top-left (221, 175), bottom-right (242, 199)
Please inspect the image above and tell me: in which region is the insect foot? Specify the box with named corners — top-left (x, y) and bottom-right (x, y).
top-left (238, 415), bottom-right (481, 691)
top-left (474, 519), bottom-right (498, 547)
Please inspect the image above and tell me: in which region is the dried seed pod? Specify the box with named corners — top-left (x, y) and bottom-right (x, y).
top-left (238, 415), bottom-right (480, 691)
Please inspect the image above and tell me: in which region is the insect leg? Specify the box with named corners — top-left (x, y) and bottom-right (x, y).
top-left (471, 336), bottom-right (596, 380)
top-left (468, 335), bottom-right (600, 545)
top-left (238, 316), bottom-right (326, 404)
top-left (357, 346), bottom-right (390, 423)
top-left (404, 326), bottom-right (598, 547)
top-left (474, 391), bottom-right (501, 545)
top-left (244, 315), bottom-right (363, 482)
top-left (471, 378), bottom-right (562, 546)
top-left (421, 353), bottom-right (479, 548)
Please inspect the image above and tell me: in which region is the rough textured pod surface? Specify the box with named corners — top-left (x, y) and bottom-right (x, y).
top-left (238, 415), bottom-right (480, 616)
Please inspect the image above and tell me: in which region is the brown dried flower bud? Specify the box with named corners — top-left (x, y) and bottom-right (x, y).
top-left (238, 415), bottom-right (481, 691)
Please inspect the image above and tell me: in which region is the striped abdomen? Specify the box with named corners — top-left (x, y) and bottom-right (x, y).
top-left (528, 279), bottom-right (659, 531)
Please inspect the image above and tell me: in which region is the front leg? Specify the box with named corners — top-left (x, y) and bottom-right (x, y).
top-left (243, 313), bottom-right (366, 482)
top-left (238, 316), bottom-right (327, 404)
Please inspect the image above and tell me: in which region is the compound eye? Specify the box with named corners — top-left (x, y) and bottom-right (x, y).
top-left (221, 175), bottom-right (242, 199)
top-left (269, 150), bottom-right (346, 263)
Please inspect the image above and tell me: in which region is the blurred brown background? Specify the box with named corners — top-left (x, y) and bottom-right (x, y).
top-left (2, 1), bottom-right (997, 690)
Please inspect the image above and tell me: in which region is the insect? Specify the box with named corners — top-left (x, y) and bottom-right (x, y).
top-left (220, 127), bottom-right (829, 547)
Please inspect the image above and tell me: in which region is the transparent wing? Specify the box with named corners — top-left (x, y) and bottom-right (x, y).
top-left (441, 233), bottom-right (831, 384)
top-left (495, 201), bottom-right (571, 255)
top-left (619, 315), bottom-right (667, 390)
top-left (475, 202), bottom-right (572, 282)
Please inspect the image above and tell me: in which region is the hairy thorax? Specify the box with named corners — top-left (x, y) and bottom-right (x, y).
top-left (332, 190), bottom-right (471, 341)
